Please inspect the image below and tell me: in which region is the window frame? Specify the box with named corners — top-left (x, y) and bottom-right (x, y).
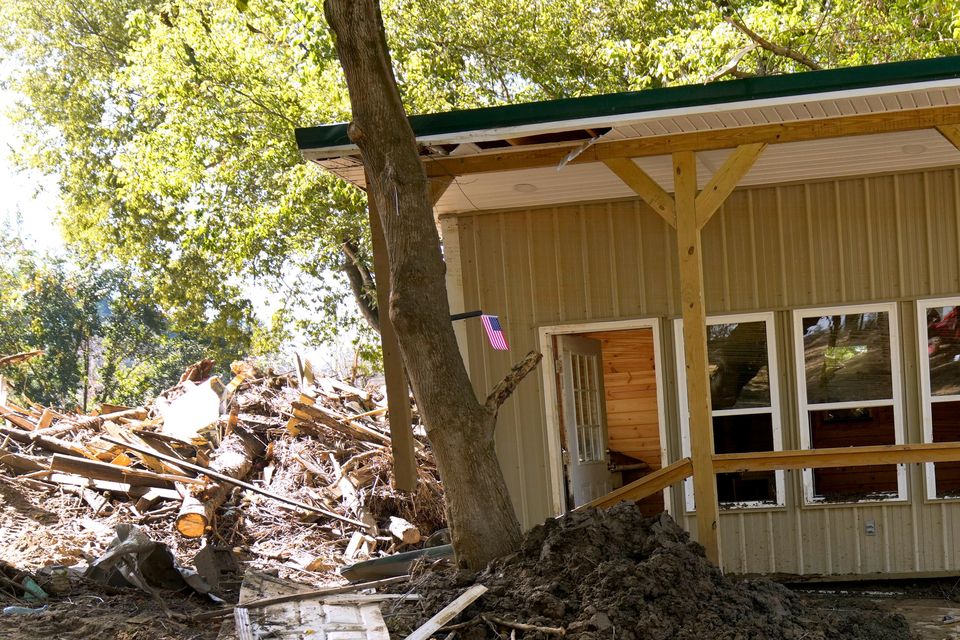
top-left (674, 311), bottom-right (785, 512)
top-left (916, 296), bottom-right (960, 501)
top-left (793, 302), bottom-right (906, 504)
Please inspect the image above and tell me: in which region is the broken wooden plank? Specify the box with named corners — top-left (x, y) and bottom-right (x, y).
top-left (102, 435), bottom-right (368, 528)
top-left (0, 423), bottom-right (89, 457)
top-left (292, 401), bottom-right (392, 445)
top-left (50, 454), bottom-right (203, 488)
top-left (405, 585), bottom-right (488, 640)
top-left (0, 403), bottom-right (37, 430)
top-left (0, 350), bottom-right (44, 368)
top-left (0, 444), bottom-right (46, 474)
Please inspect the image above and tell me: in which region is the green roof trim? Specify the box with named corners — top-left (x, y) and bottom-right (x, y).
top-left (295, 55), bottom-right (960, 153)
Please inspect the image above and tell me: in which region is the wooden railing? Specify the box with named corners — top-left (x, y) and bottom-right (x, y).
top-left (578, 457), bottom-right (693, 510)
top-left (579, 441), bottom-right (960, 510)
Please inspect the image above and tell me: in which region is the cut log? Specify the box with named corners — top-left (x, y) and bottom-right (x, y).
top-left (388, 516), bottom-right (422, 545)
top-left (175, 428), bottom-right (265, 538)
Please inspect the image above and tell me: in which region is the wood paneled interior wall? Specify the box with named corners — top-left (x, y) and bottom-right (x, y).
top-left (451, 164), bottom-right (960, 575)
top-left (581, 329), bottom-right (661, 470)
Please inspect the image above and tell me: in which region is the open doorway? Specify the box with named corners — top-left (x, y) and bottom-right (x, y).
top-left (540, 319), bottom-right (668, 516)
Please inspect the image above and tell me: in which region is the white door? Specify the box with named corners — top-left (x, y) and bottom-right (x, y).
top-left (558, 335), bottom-right (611, 507)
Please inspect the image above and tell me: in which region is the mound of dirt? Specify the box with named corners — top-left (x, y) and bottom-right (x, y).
top-left (393, 503), bottom-right (910, 640)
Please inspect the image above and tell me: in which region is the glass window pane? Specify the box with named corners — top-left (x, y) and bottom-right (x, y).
top-left (707, 321), bottom-right (770, 410)
top-left (932, 400), bottom-right (960, 497)
top-left (801, 312), bottom-right (893, 404)
top-left (712, 413), bottom-right (774, 455)
top-left (925, 305), bottom-right (960, 397)
top-left (809, 406), bottom-right (898, 499)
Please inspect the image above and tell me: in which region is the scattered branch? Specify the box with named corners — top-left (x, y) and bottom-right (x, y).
top-left (481, 614), bottom-right (566, 636)
top-left (484, 350), bottom-right (543, 416)
top-left (724, 16), bottom-right (822, 71)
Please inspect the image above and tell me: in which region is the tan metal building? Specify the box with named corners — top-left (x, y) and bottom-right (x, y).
top-left (298, 56), bottom-right (960, 578)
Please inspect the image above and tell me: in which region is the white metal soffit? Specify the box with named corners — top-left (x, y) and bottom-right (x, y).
top-left (309, 81), bottom-right (960, 214)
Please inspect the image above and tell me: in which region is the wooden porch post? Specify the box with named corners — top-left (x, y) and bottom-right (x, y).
top-left (366, 188), bottom-right (418, 492)
top-left (673, 151), bottom-right (721, 565)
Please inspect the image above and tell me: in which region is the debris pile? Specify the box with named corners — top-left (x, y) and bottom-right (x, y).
top-left (392, 503), bottom-right (911, 640)
top-left (0, 359), bottom-right (446, 607)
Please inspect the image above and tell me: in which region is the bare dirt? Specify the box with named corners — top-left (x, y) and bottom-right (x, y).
top-left (390, 503), bottom-right (911, 640)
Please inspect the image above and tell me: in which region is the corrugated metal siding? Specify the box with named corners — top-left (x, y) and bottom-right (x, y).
top-left (451, 165), bottom-right (960, 573)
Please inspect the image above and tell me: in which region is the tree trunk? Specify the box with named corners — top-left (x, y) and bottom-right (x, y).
top-left (323, 0), bottom-right (530, 569)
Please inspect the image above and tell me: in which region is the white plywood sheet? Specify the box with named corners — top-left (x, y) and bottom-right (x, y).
top-left (219, 573), bottom-right (390, 640)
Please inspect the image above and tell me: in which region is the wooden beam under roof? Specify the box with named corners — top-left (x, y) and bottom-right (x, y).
top-left (695, 143), bottom-right (766, 228)
top-left (935, 123), bottom-right (960, 151)
top-left (602, 158), bottom-right (676, 227)
top-left (423, 105), bottom-right (960, 177)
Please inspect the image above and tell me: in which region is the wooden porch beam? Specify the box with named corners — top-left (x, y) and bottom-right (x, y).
top-left (577, 457), bottom-right (693, 510)
top-left (713, 441), bottom-right (960, 473)
top-left (674, 150), bottom-right (721, 565)
top-left (366, 183), bottom-right (418, 492)
top-left (429, 176), bottom-right (454, 206)
top-left (602, 158), bottom-right (676, 227)
top-left (424, 105), bottom-right (960, 177)
top-left (936, 124), bottom-right (960, 151)
top-left (695, 143), bottom-right (766, 228)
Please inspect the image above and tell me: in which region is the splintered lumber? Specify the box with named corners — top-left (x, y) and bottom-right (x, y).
top-left (0, 350), bottom-right (44, 368)
top-left (292, 401), bottom-right (391, 446)
top-left (176, 429), bottom-right (265, 537)
top-left (388, 516), bottom-right (421, 544)
top-left (50, 454), bottom-right (203, 488)
top-left (101, 436), bottom-right (367, 528)
top-left (0, 423), bottom-right (89, 457)
top-left (0, 445), bottom-right (45, 474)
top-left (0, 403), bottom-right (37, 430)
top-left (405, 585), bottom-right (488, 640)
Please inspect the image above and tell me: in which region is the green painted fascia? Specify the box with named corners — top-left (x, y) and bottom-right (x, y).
top-left (295, 55), bottom-right (960, 152)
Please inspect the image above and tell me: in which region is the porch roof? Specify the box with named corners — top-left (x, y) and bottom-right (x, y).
top-left (295, 55), bottom-right (960, 215)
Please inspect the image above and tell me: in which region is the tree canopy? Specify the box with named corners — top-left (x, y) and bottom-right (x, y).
top-left (0, 227), bottom-right (234, 408)
top-left (1, 0), bottom-right (958, 363)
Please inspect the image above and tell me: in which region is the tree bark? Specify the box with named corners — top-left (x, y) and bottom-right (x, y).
top-left (341, 239), bottom-right (380, 333)
top-left (323, 0), bottom-right (530, 569)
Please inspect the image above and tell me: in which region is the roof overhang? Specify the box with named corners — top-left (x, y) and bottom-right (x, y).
top-left (295, 56), bottom-right (960, 214)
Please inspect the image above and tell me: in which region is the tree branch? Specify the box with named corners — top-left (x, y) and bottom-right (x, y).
top-left (706, 44), bottom-right (758, 82)
top-left (724, 16), bottom-right (822, 71)
top-left (484, 350), bottom-right (543, 417)
top-left (341, 241), bottom-right (380, 333)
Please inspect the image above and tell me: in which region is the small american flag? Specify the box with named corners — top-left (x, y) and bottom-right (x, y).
top-left (481, 314), bottom-right (509, 351)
